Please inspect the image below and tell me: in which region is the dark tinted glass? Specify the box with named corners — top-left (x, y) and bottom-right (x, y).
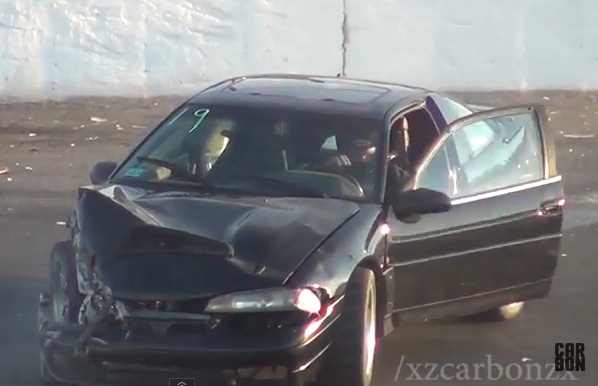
top-left (113, 104), bottom-right (383, 201)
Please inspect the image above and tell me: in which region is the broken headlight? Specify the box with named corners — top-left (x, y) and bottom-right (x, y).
top-left (205, 287), bottom-right (321, 314)
top-left (78, 282), bottom-right (115, 325)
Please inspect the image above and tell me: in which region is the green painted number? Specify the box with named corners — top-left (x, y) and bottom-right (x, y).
top-left (167, 107), bottom-right (189, 125)
top-left (188, 108), bottom-right (210, 133)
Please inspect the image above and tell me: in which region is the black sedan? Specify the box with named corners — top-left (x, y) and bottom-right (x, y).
top-left (38, 74), bottom-right (564, 386)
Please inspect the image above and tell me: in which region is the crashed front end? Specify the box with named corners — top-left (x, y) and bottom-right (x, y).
top-left (38, 247), bottom-right (340, 385)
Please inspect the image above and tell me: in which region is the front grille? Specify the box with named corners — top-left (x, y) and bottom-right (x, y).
top-left (126, 319), bottom-right (154, 335)
top-left (227, 311), bottom-right (309, 335)
top-left (167, 322), bottom-right (208, 335)
top-left (115, 298), bottom-right (214, 337)
top-left (121, 318), bottom-right (210, 336)
top-left (120, 297), bottom-right (210, 313)
top-left (115, 299), bottom-right (309, 337)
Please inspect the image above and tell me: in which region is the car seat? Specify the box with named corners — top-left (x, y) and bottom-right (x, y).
top-left (207, 124), bottom-right (288, 177)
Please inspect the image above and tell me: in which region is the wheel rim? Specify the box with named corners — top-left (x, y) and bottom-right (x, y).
top-left (363, 285), bottom-right (376, 384)
top-left (51, 261), bottom-right (70, 323)
top-left (503, 301), bottom-right (524, 313)
top-left (40, 351), bottom-right (49, 378)
top-left (40, 350), bottom-right (57, 382)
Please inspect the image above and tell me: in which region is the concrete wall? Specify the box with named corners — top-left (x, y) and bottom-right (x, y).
top-left (0, 0), bottom-right (595, 99)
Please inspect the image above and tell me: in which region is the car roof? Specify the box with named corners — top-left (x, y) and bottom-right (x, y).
top-left (188, 74), bottom-right (430, 119)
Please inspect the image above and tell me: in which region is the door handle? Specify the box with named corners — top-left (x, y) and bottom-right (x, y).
top-left (539, 198), bottom-right (565, 215)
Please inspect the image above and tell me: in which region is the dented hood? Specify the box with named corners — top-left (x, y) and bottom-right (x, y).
top-left (76, 183), bottom-right (360, 299)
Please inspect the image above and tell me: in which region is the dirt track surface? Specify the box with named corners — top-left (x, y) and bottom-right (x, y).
top-left (1, 91), bottom-right (596, 385)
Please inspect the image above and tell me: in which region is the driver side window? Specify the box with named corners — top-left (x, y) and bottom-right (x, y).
top-left (415, 143), bottom-right (457, 197)
top-left (416, 110), bottom-right (544, 199)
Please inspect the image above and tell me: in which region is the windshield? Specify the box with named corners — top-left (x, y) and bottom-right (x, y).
top-left (112, 104), bottom-right (383, 201)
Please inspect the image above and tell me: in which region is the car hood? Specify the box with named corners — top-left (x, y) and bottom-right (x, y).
top-left (76, 183), bottom-right (360, 299)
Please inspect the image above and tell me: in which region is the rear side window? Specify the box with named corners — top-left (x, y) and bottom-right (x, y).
top-left (432, 95), bottom-right (474, 124)
top-left (322, 135), bottom-right (338, 150)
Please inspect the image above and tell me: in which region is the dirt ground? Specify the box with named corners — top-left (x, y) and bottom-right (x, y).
top-left (1, 90), bottom-right (597, 195)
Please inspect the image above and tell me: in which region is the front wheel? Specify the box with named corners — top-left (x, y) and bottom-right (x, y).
top-left (315, 267), bottom-right (378, 386)
top-left (40, 351), bottom-right (60, 384)
top-left (40, 241), bottom-right (83, 384)
top-left (49, 241), bottom-right (83, 323)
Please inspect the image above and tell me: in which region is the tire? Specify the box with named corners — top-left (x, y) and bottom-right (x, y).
top-left (40, 351), bottom-right (60, 385)
top-left (49, 241), bottom-right (83, 324)
top-left (472, 301), bottom-right (524, 322)
top-left (315, 267), bottom-right (378, 386)
top-left (40, 241), bottom-right (83, 384)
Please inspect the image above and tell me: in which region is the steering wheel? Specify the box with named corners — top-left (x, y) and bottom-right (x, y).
top-left (339, 173), bottom-right (365, 197)
top-left (300, 156), bottom-right (367, 197)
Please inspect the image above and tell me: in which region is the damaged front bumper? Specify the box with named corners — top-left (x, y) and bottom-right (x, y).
top-left (38, 292), bottom-right (341, 385)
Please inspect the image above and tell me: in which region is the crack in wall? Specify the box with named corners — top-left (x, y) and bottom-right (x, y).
top-left (340, 0), bottom-right (348, 77)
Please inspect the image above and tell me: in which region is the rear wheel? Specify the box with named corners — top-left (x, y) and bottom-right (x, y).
top-left (473, 301), bottom-right (524, 322)
top-left (315, 267), bottom-right (377, 386)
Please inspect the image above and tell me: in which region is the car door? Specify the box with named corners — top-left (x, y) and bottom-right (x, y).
top-left (389, 105), bottom-right (564, 316)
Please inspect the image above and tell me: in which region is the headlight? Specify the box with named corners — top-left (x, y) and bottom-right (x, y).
top-left (205, 287), bottom-right (321, 314)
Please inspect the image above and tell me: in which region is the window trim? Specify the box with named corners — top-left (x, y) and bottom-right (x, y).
top-left (380, 100), bottom-right (428, 202)
top-left (451, 175), bottom-right (562, 206)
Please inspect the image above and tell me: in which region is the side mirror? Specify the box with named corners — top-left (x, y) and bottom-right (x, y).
top-left (89, 161), bottom-right (117, 185)
top-left (393, 188), bottom-right (451, 218)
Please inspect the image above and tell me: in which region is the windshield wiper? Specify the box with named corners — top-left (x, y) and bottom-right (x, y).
top-left (216, 173), bottom-right (329, 198)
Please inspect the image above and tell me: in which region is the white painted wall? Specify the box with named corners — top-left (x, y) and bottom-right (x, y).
top-left (0, 0), bottom-right (343, 99)
top-left (0, 0), bottom-right (594, 99)
top-left (346, 0), bottom-right (598, 91)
